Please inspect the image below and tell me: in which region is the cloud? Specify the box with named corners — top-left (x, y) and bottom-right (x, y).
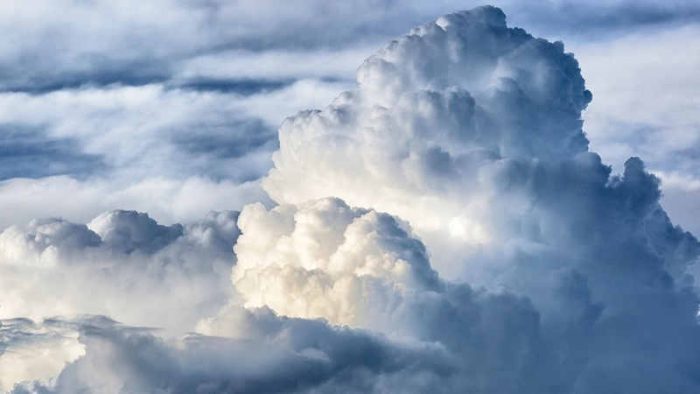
top-left (0, 176), bottom-right (264, 229)
top-left (220, 183), bottom-right (700, 391)
top-left (264, 5), bottom-right (593, 280)
top-left (3, 1), bottom-right (698, 93)
top-left (6, 313), bottom-right (455, 394)
top-left (0, 209), bottom-right (239, 334)
top-left (0, 318), bottom-right (84, 392)
top-left (4, 5), bottom-right (700, 394)
top-left (210, 197), bottom-right (557, 392)
top-left (0, 79), bottom-right (349, 228)
top-left (8, 186), bottom-right (696, 392)
top-left (2, 0), bottom-right (698, 232)
top-left (232, 198), bottom-right (440, 330)
top-left (0, 0), bottom-right (405, 92)
top-left (572, 24), bottom-right (700, 235)
top-left (256, 5), bottom-right (700, 391)
top-left (0, 84), bottom-right (278, 181)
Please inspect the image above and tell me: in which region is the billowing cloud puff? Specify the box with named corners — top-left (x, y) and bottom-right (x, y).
top-left (232, 198), bottom-right (439, 330)
top-left (263, 6), bottom-right (595, 278)
top-left (215, 198), bottom-right (558, 392)
top-left (251, 5), bottom-right (700, 391)
top-left (88, 210), bottom-right (184, 254)
top-left (13, 192), bottom-right (696, 392)
top-left (262, 7), bottom-right (698, 301)
top-left (0, 210), bottom-right (239, 333)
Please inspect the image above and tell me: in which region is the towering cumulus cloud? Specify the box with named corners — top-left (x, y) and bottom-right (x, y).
top-left (3, 5), bottom-right (700, 394)
top-left (264, 5), bottom-right (595, 280)
top-left (256, 5), bottom-right (700, 392)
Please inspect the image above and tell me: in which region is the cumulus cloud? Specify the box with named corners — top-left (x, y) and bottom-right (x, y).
top-left (232, 198), bottom-right (440, 330)
top-left (264, 5), bottom-right (593, 280)
top-left (255, 5), bottom-right (700, 391)
top-left (0, 209), bottom-right (239, 333)
top-left (5, 5), bottom-right (700, 394)
top-left (210, 197), bottom-right (561, 392)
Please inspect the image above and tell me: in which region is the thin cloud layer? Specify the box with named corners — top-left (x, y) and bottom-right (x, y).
top-left (3, 0), bottom-right (698, 93)
top-left (0, 79), bottom-right (347, 227)
top-left (3, 5), bottom-right (700, 394)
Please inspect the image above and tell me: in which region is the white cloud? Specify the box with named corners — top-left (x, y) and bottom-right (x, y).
top-left (4, 4), bottom-right (700, 394)
top-left (253, 7), bottom-right (700, 390)
top-left (231, 198), bottom-right (440, 331)
top-left (264, 6), bottom-right (592, 281)
top-left (0, 209), bottom-right (239, 334)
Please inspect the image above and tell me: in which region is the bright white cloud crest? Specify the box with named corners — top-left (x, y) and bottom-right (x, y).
top-left (2, 5), bottom-right (700, 394)
top-left (264, 6), bottom-right (595, 280)
top-left (233, 198), bottom-right (440, 330)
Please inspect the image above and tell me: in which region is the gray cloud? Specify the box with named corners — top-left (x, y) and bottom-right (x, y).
top-left (0, 77), bottom-right (351, 228)
top-left (0, 125), bottom-right (105, 180)
top-left (6, 313), bottom-right (454, 394)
